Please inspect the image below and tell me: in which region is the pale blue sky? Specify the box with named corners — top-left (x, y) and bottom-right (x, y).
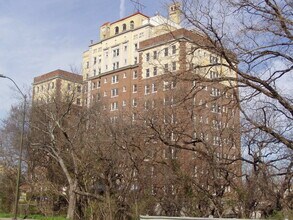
top-left (0, 0), bottom-right (168, 119)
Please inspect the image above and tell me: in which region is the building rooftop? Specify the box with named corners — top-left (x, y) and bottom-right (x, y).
top-left (33, 69), bottom-right (82, 84)
top-left (103, 11), bottom-right (149, 26)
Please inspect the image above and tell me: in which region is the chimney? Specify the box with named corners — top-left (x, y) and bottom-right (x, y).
top-left (168, 2), bottom-right (181, 24)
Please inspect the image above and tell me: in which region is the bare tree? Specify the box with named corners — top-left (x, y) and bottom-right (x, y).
top-left (156, 0), bottom-right (293, 217)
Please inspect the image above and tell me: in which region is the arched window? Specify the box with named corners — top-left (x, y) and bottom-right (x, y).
top-left (130, 21), bottom-right (134, 29)
top-left (115, 26), bottom-right (119, 35)
top-left (122, 23), bottom-right (127, 31)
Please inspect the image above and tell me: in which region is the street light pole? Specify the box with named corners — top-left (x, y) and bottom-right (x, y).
top-left (0, 74), bottom-right (27, 220)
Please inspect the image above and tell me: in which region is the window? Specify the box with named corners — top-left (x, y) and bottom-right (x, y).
top-left (145, 85), bottom-right (150, 95)
top-left (211, 87), bottom-right (221, 96)
top-left (112, 62), bottom-right (119, 70)
top-left (122, 100), bottom-right (126, 106)
top-left (94, 57), bottom-right (97, 64)
top-left (111, 102), bottom-right (118, 111)
top-left (171, 81), bottom-right (176, 89)
top-left (172, 45), bottom-right (176, 54)
top-left (164, 63), bottom-right (169, 72)
top-left (153, 51), bottom-right (157, 59)
top-left (213, 136), bottom-right (221, 146)
top-left (67, 83), bottom-right (71, 91)
top-left (164, 96), bottom-right (173, 106)
top-left (146, 53), bottom-right (150, 61)
top-left (212, 120), bottom-right (222, 130)
top-left (193, 166), bottom-right (198, 177)
top-left (92, 82), bottom-right (96, 89)
top-left (111, 75), bottom-right (119, 84)
top-left (98, 81), bottom-right (101, 88)
top-left (134, 57), bottom-right (138, 64)
top-left (130, 21), bottom-right (134, 29)
top-left (134, 43), bottom-right (138, 50)
top-left (152, 83), bottom-right (157, 93)
top-left (163, 81), bottom-right (170, 91)
top-left (211, 103), bottom-right (221, 113)
top-left (93, 69), bottom-right (96, 76)
top-left (210, 71), bottom-right (219, 79)
top-left (111, 88), bottom-right (118, 97)
top-left (104, 91), bottom-right (107, 97)
top-left (115, 26), bottom-right (119, 35)
top-left (164, 48), bottom-right (168, 56)
top-left (172, 62), bottom-right (176, 71)
top-left (199, 116), bottom-right (203, 123)
top-left (122, 23), bottom-right (127, 31)
top-left (144, 100), bottom-right (151, 110)
top-left (133, 70), bottom-right (138, 79)
top-left (123, 86), bottom-right (126, 92)
top-left (51, 82), bottom-right (55, 89)
top-left (153, 67), bottom-right (157, 76)
top-left (124, 45), bottom-right (127, 51)
top-left (113, 48), bottom-right (120, 57)
top-left (132, 98), bottom-right (137, 107)
top-left (76, 98), bottom-right (81, 105)
top-left (104, 78), bottom-right (107, 83)
top-left (86, 61), bottom-right (89, 68)
top-left (146, 68), bottom-right (150, 78)
top-left (210, 55), bottom-right (218, 64)
top-left (133, 84), bottom-right (137, 93)
top-left (110, 116), bottom-right (118, 123)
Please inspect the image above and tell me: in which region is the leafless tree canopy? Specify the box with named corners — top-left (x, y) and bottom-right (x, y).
top-left (0, 0), bottom-right (292, 219)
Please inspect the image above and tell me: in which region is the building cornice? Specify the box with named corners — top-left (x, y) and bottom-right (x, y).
top-left (85, 64), bottom-right (139, 81)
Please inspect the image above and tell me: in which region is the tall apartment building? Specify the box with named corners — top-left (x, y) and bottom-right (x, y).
top-left (30, 2), bottom-right (241, 216)
top-left (82, 2), bottom-right (241, 211)
top-left (33, 69), bottom-right (83, 105)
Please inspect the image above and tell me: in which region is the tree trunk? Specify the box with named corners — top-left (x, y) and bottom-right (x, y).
top-left (67, 182), bottom-right (77, 220)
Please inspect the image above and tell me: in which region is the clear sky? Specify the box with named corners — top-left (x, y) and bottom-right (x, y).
top-left (0, 0), bottom-right (168, 120)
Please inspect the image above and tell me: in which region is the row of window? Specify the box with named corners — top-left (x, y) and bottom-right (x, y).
top-left (35, 83), bottom-right (82, 93)
top-left (145, 62), bottom-right (177, 78)
top-left (114, 21), bottom-right (135, 35)
top-left (193, 115), bottom-right (235, 130)
top-left (193, 131), bottom-right (236, 148)
top-left (145, 45), bottom-right (177, 62)
top-left (85, 43), bottom-right (138, 70)
top-left (102, 83), bottom-right (158, 98)
top-left (91, 72), bottom-right (138, 89)
top-left (35, 82), bottom-right (55, 93)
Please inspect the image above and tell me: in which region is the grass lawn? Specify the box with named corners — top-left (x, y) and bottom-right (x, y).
top-left (0, 213), bottom-right (67, 220)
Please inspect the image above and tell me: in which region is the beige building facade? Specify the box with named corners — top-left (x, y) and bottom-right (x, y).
top-left (33, 69), bottom-right (83, 106)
